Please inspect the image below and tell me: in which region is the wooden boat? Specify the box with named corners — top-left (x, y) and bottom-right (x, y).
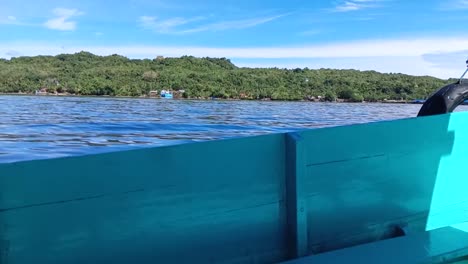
top-left (160, 89), bottom-right (173, 99)
top-left (2, 76), bottom-right (468, 263)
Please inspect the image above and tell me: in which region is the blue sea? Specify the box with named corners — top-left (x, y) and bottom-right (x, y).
top-left (1, 95), bottom-right (464, 163)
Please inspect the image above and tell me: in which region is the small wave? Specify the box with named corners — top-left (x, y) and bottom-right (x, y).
top-left (0, 96), bottom-right (423, 163)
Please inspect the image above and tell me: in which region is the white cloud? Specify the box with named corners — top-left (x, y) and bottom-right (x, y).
top-left (334, 0), bottom-right (382, 12)
top-left (1, 36), bottom-right (467, 78)
top-left (139, 13), bottom-right (289, 34)
top-left (139, 15), bottom-right (204, 33)
top-left (180, 13), bottom-right (290, 34)
top-left (7, 16), bottom-right (16, 21)
top-left (44, 8), bottom-right (83, 31)
top-left (336, 1), bottom-right (361, 12)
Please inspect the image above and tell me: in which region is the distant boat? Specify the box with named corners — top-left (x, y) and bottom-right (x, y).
top-left (160, 89), bottom-right (173, 99)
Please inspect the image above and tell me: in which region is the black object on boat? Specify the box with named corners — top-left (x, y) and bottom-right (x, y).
top-left (417, 81), bottom-right (468, 117)
top-left (417, 60), bottom-right (468, 117)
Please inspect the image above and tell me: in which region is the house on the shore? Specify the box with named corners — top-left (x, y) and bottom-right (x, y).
top-left (35, 88), bottom-right (48, 95)
top-left (148, 90), bottom-right (159, 97)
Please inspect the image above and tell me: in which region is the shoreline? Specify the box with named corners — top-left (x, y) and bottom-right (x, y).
top-left (0, 92), bottom-right (420, 104)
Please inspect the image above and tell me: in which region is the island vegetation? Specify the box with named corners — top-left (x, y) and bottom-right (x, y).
top-left (0, 51), bottom-right (456, 102)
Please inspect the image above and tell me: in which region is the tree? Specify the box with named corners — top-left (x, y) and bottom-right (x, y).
top-left (0, 51), bottom-right (451, 101)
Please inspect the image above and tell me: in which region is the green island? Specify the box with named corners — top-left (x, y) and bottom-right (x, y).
top-left (0, 51), bottom-right (456, 102)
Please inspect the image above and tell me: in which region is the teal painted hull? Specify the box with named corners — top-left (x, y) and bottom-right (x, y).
top-left (1, 112), bottom-right (468, 263)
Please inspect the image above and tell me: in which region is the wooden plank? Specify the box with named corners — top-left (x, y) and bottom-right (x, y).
top-left (0, 133), bottom-right (288, 264)
top-left (298, 113), bottom-right (456, 165)
top-left (285, 132), bottom-right (308, 258)
top-left (295, 112), bottom-right (468, 254)
top-left (279, 226), bottom-right (468, 264)
top-left (305, 149), bottom-right (443, 253)
top-left (0, 134), bottom-right (285, 209)
top-left (1, 193), bottom-right (285, 264)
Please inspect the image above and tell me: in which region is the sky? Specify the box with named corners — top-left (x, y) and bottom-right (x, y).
top-left (1, 0), bottom-right (468, 79)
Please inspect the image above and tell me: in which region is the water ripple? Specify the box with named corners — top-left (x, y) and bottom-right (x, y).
top-left (1, 95), bottom-right (465, 163)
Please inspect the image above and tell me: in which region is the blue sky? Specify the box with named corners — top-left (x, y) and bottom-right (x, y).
top-left (1, 0), bottom-right (468, 78)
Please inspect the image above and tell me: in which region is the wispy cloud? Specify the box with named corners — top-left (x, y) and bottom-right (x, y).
top-left (442, 0), bottom-right (468, 9)
top-left (139, 15), bottom-right (205, 34)
top-left (180, 13), bottom-right (290, 34)
top-left (333, 0), bottom-right (383, 12)
top-left (139, 13), bottom-right (290, 34)
top-left (44, 8), bottom-right (83, 31)
top-left (0, 15), bottom-right (26, 25)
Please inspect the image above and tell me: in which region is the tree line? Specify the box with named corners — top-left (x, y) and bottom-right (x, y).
top-left (0, 51), bottom-right (455, 101)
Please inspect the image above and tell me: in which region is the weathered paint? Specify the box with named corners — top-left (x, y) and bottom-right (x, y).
top-left (0, 112), bottom-right (468, 263)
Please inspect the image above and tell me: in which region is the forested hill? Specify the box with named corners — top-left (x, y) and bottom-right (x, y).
top-left (0, 51), bottom-right (455, 101)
